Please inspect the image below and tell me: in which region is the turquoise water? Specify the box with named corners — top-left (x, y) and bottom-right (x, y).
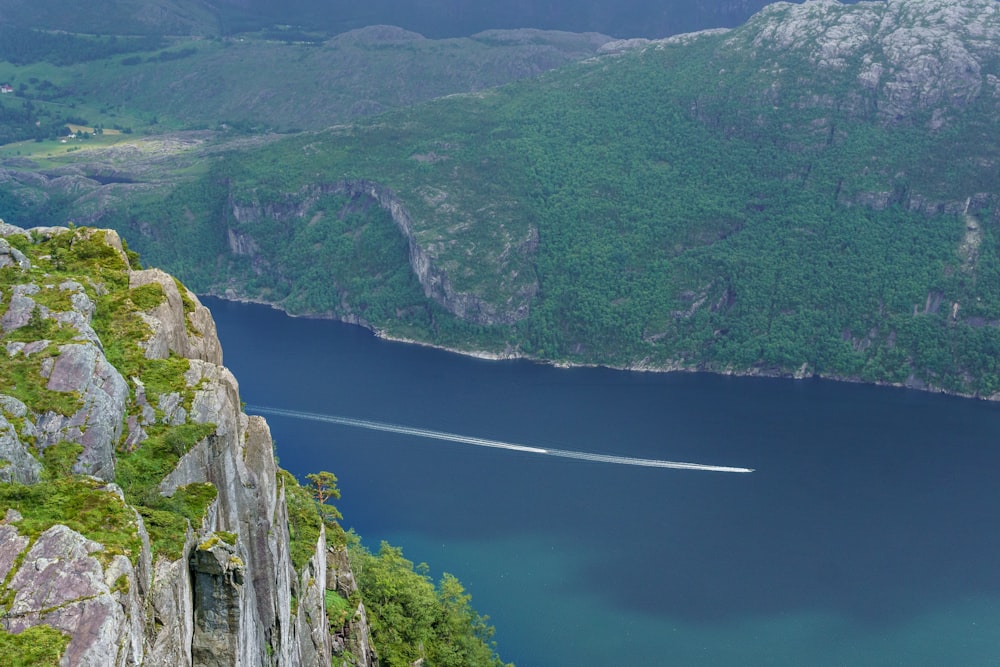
top-left (391, 533), bottom-right (1000, 666)
top-left (204, 297), bottom-right (1000, 666)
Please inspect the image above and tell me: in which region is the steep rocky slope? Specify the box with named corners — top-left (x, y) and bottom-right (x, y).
top-left (726, 0), bottom-right (1000, 128)
top-left (0, 222), bottom-right (376, 665)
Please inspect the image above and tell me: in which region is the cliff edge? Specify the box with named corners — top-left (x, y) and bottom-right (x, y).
top-left (0, 222), bottom-right (377, 666)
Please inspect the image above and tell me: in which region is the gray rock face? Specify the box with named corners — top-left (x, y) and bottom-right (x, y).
top-left (1, 283), bottom-right (39, 332)
top-left (1, 280), bottom-right (101, 348)
top-left (129, 268), bottom-right (223, 365)
top-left (53, 281), bottom-right (102, 348)
top-left (344, 603), bottom-right (379, 667)
top-left (0, 520), bottom-right (30, 584)
top-left (0, 222), bottom-right (30, 239)
top-left (227, 229), bottom-right (260, 258)
top-left (4, 523), bottom-right (145, 667)
top-left (35, 342), bottom-right (129, 481)
top-left (294, 528), bottom-right (332, 666)
top-left (729, 0), bottom-right (1000, 127)
top-left (145, 544), bottom-right (196, 665)
top-left (0, 237), bottom-right (30, 270)
top-left (191, 541), bottom-right (245, 667)
top-left (0, 409), bottom-right (41, 484)
top-left (160, 386), bottom-right (297, 665)
top-left (326, 545), bottom-right (358, 598)
top-left (597, 37), bottom-right (652, 54)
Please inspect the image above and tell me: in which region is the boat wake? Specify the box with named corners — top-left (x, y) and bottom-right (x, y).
top-left (247, 405), bottom-right (754, 473)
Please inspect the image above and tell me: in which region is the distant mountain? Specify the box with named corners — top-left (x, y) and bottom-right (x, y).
top-left (0, 0), bottom-right (803, 38)
top-left (207, 0), bottom-right (783, 38)
top-left (77, 27), bottom-right (613, 131)
top-left (0, 25), bottom-right (611, 133)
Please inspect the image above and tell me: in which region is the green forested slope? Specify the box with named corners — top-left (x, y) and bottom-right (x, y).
top-left (6, 0), bottom-right (1000, 396)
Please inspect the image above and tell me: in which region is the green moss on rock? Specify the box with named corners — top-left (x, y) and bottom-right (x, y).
top-left (0, 624), bottom-right (71, 667)
top-left (40, 441), bottom-right (83, 480)
top-left (0, 349), bottom-right (83, 417)
top-left (0, 478), bottom-right (143, 566)
top-left (129, 282), bottom-right (167, 311)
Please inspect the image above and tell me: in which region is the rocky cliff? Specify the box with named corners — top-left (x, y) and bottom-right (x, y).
top-left (0, 222), bottom-right (377, 666)
top-left (723, 0), bottom-right (1000, 128)
top-left (225, 179), bottom-right (537, 326)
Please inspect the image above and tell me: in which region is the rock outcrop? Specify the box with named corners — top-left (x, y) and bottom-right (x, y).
top-left (332, 179), bottom-right (538, 326)
top-left (129, 268), bottom-right (223, 365)
top-left (226, 178), bottom-right (538, 326)
top-left (3, 521), bottom-right (148, 666)
top-left (0, 223), bottom-right (376, 666)
top-left (720, 0), bottom-right (1000, 128)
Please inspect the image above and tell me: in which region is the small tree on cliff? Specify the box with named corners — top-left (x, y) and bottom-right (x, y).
top-left (307, 471), bottom-right (343, 524)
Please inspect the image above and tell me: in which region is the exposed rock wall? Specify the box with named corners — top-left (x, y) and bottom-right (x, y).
top-left (723, 0), bottom-right (1000, 128)
top-left (0, 223), bottom-right (375, 666)
top-left (2, 521), bottom-right (147, 666)
top-left (333, 178), bottom-right (536, 326)
top-left (129, 268), bottom-right (223, 365)
top-left (227, 178), bottom-right (537, 326)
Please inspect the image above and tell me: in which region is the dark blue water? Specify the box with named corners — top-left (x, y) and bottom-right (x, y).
top-left (203, 296), bottom-right (1000, 666)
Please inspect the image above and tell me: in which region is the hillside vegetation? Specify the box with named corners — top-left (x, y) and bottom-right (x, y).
top-left (0, 26), bottom-right (610, 136)
top-left (132, 0), bottom-right (1000, 396)
top-left (3, 0), bottom-right (1000, 398)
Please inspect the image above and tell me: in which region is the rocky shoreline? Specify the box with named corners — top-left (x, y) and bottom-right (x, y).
top-left (205, 291), bottom-right (1000, 403)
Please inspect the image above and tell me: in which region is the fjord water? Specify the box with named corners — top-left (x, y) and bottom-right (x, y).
top-left (203, 296), bottom-right (1000, 666)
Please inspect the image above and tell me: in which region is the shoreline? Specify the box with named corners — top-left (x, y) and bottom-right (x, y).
top-left (201, 291), bottom-right (1000, 402)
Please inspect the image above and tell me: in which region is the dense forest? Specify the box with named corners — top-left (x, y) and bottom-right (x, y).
top-left (73, 1), bottom-right (998, 399)
top-left (2, 0), bottom-right (999, 400)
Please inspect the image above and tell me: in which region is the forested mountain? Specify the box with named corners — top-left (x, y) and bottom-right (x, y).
top-left (3, 0), bottom-right (1000, 398)
top-left (0, 0), bottom-right (223, 36)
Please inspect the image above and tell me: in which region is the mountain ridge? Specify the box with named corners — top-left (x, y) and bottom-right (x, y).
top-left (0, 0), bottom-right (782, 39)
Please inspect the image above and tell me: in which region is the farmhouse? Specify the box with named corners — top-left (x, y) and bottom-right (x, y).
top-left (0, 84), bottom-right (13, 94)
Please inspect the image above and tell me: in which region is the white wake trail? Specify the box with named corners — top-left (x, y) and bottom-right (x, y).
top-left (248, 405), bottom-right (754, 473)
